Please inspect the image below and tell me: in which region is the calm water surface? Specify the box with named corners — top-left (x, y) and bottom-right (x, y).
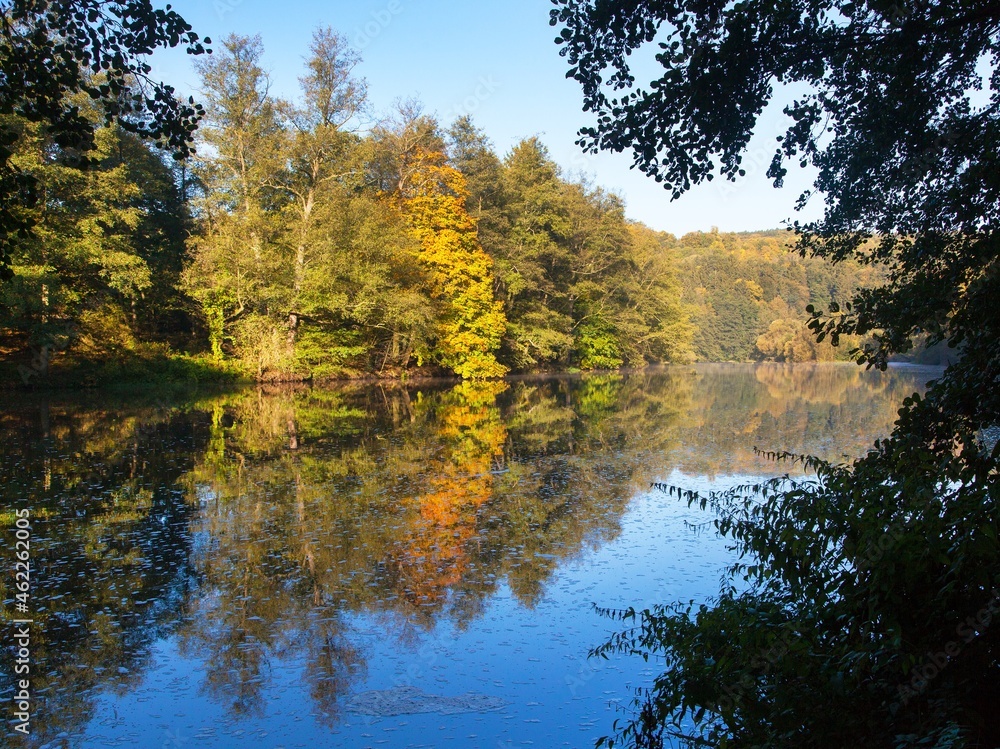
top-left (0, 364), bottom-right (941, 748)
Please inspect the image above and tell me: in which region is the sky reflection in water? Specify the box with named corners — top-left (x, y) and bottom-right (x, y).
top-left (0, 363), bottom-right (941, 748)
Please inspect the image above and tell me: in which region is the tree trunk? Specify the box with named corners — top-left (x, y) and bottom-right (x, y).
top-left (287, 312), bottom-right (299, 351)
top-left (287, 191), bottom-right (313, 355)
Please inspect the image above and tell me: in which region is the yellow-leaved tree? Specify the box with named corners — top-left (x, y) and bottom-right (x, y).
top-left (396, 146), bottom-right (507, 379)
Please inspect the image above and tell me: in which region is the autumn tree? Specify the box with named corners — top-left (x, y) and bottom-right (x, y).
top-left (185, 36), bottom-right (438, 380)
top-left (397, 146), bottom-right (508, 379)
top-left (373, 110), bottom-right (507, 379)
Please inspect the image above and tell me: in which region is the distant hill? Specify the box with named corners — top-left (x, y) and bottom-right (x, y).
top-left (666, 229), bottom-right (885, 362)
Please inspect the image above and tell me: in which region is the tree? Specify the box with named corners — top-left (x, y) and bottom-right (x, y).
top-left (374, 109), bottom-right (507, 379)
top-left (395, 145), bottom-right (508, 379)
top-left (183, 34), bottom-right (284, 363)
top-left (469, 135), bottom-right (692, 371)
top-left (272, 39), bottom-right (437, 379)
top-left (495, 138), bottom-right (577, 368)
top-left (622, 224), bottom-right (695, 364)
top-left (184, 33), bottom-right (432, 380)
top-left (497, 138), bottom-right (694, 370)
top-left (272, 27), bottom-right (367, 350)
top-left (552, 1), bottom-right (1000, 747)
top-left (755, 317), bottom-right (818, 362)
top-left (0, 0), bottom-right (209, 279)
top-left (669, 229), bottom-right (873, 361)
top-left (0, 112), bottom-right (191, 371)
top-left (447, 116), bottom-right (509, 259)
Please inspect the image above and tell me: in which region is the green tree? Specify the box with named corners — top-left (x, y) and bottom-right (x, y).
top-left (0, 114), bottom-right (191, 371)
top-left (183, 34), bottom-right (285, 365)
top-left (288, 187), bottom-right (436, 379)
top-left (272, 27), bottom-right (367, 351)
top-left (561, 179), bottom-right (635, 368)
top-left (553, 1), bottom-right (1000, 747)
top-left (495, 138), bottom-right (576, 368)
top-left (185, 35), bottom-right (436, 380)
top-left (0, 0), bottom-right (208, 279)
top-left (113, 129), bottom-right (197, 346)
top-left (496, 139), bottom-right (693, 370)
top-left (270, 34), bottom-right (437, 378)
top-left (622, 224), bottom-right (695, 364)
top-left (447, 116), bottom-right (509, 260)
top-left (670, 230), bottom-right (874, 362)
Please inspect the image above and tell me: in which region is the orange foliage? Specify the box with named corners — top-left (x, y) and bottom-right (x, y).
top-left (397, 148), bottom-right (507, 379)
top-left (393, 382), bottom-right (508, 605)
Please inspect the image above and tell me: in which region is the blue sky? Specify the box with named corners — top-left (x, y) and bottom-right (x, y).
top-left (151, 0), bottom-right (823, 236)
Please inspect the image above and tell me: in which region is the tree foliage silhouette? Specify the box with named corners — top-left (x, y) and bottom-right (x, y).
top-left (552, 1), bottom-right (1000, 746)
top-left (0, 0), bottom-right (209, 279)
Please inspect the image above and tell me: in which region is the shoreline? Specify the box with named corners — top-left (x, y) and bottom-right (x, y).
top-left (0, 356), bottom-right (946, 394)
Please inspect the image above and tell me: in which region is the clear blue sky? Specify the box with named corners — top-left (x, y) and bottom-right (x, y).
top-left (152, 0), bottom-right (824, 236)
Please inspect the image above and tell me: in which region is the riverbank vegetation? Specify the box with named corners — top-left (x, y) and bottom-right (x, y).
top-left (1, 29), bottom-right (890, 388)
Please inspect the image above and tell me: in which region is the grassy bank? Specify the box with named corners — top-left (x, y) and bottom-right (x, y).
top-left (0, 349), bottom-right (249, 391)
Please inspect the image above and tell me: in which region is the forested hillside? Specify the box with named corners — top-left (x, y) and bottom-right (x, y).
top-left (670, 230), bottom-right (883, 362)
top-left (0, 29), bottom-right (891, 385)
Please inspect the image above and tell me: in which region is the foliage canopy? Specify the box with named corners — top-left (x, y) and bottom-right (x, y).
top-left (0, 0), bottom-right (209, 279)
top-left (552, 1), bottom-right (1000, 747)
top-left (175, 34), bottom-right (695, 381)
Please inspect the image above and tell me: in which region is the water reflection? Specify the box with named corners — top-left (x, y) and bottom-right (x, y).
top-left (0, 364), bottom-right (938, 746)
top-left (0, 397), bottom-right (210, 746)
top-left (674, 363), bottom-right (926, 476)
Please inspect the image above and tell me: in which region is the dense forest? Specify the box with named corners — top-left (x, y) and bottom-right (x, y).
top-left (0, 30), bottom-right (887, 385)
top-left (673, 229), bottom-right (880, 362)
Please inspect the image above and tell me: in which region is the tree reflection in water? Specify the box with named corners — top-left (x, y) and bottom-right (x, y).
top-left (0, 364), bottom-right (936, 743)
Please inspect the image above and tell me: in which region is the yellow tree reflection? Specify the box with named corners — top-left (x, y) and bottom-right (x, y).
top-left (391, 380), bottom-right (508, 610)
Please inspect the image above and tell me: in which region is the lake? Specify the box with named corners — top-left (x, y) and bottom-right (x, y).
top-left (1, 363), bottom-right (941, 749)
